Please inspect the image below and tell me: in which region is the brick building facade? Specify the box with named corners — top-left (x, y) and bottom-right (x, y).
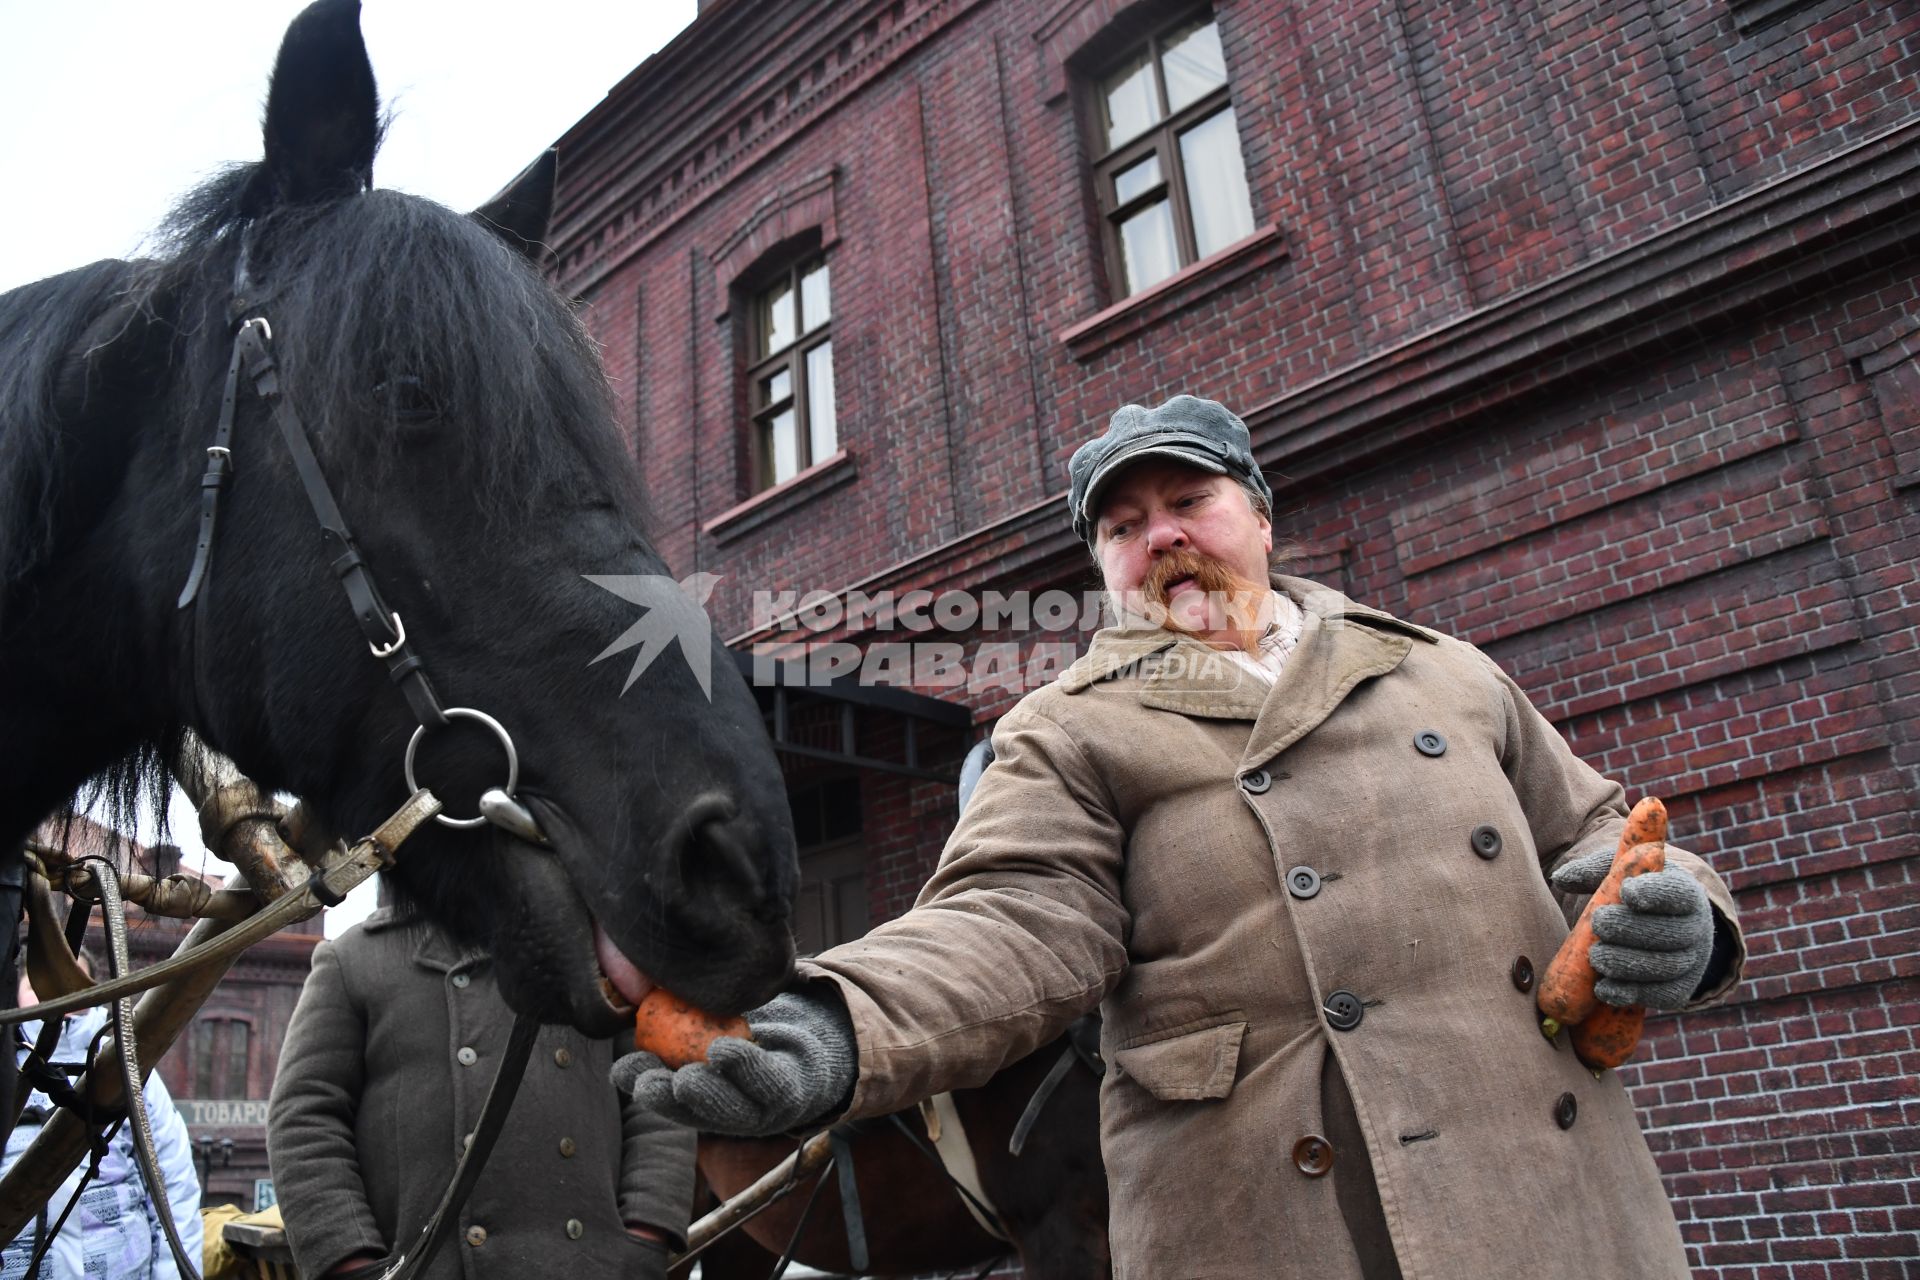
top-left (545, 0), bottom-right (1920, 1273)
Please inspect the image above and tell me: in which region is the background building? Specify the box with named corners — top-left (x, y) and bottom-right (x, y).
top-left (544, 0), bottom-right (1919, 1273)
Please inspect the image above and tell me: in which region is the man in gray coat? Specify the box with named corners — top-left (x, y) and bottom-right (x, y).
top-left (617, 395), bottom-right (1746, 1280)
top-left (270, 904), bottom-right (695, 1280)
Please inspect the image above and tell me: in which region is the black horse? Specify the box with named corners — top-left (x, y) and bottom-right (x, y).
top-left (0, 0), bottom-right (796, 1140)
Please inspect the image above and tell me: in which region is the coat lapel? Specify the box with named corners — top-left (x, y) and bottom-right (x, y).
top-left (1238, 584), bottom-right (1426, 772)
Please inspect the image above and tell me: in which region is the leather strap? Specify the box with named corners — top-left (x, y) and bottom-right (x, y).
top-left (1007, 1046), bottom-right (1079, 1160)
top-left (234, 323), bottom-right (448, 729)
top-left (93, 863), bottom-right (200, 1278)
top-left (175, 331), bottom-right (251, 609)
top-left (829, 1127), bottom-right (870, 1272)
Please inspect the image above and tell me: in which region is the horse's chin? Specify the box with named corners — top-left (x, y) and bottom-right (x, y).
top-left (484, 828), bottom-right (636, 1039)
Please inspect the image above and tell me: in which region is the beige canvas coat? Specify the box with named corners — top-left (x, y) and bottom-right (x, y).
top-left (800, 577), bottom-right (1743, 1280)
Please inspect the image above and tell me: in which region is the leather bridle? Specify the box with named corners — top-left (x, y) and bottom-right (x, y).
top-left (176, 245), bottom-right (548, 844)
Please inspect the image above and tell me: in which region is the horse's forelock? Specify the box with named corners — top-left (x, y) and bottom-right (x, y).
top-left (162, 174), bottom-right (641, 524)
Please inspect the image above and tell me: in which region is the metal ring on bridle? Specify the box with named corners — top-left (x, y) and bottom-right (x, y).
top-left (404, 707), bottom-right (520, 829)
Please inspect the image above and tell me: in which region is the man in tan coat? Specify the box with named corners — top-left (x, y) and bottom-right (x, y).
top-left (619, 395), bottom-right (1745, 1280)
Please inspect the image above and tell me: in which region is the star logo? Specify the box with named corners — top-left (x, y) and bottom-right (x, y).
top-left (583, 573), bottom-right (723, 699)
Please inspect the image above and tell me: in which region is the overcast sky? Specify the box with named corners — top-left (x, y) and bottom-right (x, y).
top-left (0, 0), bottom-right (695, 292)
top-left (5, 0), bottom-right (696, 931)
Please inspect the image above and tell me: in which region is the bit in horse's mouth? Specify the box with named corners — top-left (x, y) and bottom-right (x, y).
top-left (593, 919), bottom-right (654, 1016)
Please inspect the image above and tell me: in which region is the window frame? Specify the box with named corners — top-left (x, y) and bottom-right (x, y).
top-left (1087, 10), bottom-right (1244, 300)
top-left (745, 256), bottom-right (835, 494)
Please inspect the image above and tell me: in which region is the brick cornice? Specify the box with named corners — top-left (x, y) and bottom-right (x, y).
top-left (550, 0), bottom-right (991, 298)
top-left (727, 112), bottom-right (1920, 647)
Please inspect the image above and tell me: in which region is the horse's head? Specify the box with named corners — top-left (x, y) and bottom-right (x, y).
top-left (86, 0), bottom-right (795, 1030)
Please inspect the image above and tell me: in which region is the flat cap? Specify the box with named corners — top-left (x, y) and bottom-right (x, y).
top-left (1067, 394), bottom-right (1271, 542)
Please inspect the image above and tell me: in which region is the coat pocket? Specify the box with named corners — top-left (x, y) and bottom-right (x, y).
top-left (1111, 1020), bottom-right (1247, 1101)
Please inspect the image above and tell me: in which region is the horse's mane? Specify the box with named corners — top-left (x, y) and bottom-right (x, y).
top-left (0, 257), bottom-right (149, 600)
top-left (156, 162), bottom-right (640, 517)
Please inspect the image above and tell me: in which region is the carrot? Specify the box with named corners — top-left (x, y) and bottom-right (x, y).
top-left (1537, 796), bottom-right (1668, 1041)
top-left (1570, 996), bottom-right (1652, 1071)
top-left (632, 988), bottom-right (752, 1068)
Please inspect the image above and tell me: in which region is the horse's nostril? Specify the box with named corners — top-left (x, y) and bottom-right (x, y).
top-left (690, 813), bottom-right (765, 902)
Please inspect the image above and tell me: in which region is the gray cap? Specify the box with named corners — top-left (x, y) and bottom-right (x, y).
top-left (1068, 395), bottom-right (1271, 542)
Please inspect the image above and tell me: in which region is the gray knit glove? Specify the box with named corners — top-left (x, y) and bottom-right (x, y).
top-left (1552, 849), bottom-right (1715, 1011)
top-left (610, 989), bottom-right (857, 1136)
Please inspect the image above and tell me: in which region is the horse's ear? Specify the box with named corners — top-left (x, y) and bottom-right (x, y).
top-left (473, 151), bottom-right (558, 263)
top-left (258, 0), bottom-right (380, 208)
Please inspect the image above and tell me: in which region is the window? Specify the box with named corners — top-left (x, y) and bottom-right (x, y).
top-left (748, 258), bottom-right (837, 491)
top-left (1091, 12), bottom-right (1254, 298)
top-left (191, 1016), bottom-right (253, 1098)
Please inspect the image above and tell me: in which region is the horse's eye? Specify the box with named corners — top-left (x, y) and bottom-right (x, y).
top-left (371, 374), bottom-right (441, 425)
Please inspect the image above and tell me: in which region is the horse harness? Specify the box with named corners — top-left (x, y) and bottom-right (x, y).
top-left (178, 242), bottom-right (548, 846)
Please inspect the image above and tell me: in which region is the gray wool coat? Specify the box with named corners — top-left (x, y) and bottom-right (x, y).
top-left (799, 577), bottom-right (1744, 1280)
top-left (268, 909), bottom-right (695, 1280)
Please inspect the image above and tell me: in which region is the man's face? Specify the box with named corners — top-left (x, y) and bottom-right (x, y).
top-left (1094, 459), bottom-right (1273, 646)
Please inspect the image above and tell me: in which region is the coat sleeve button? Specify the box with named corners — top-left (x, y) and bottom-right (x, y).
top-left (554, 1047), bottom-right (573, 1068)
top-left (465, 1225), bottom-right (487, 1247)
top-left (456, 1046), bottom-right (478, 1067)
top-left (1414, 730), bottom-right (1448, 757)
top-left (1554, 1092), bottom-right (1578, 1130)
top-left (1511, 956), bottom-right (1535, 993)
top-left (566, 1218), bottom-right (585, 1240)
top-left (1323, 990), bottom-right (1365, 1031)
top-left (1241, 768), bottom-right (1272, 795)
top-left (1292, 1135), bottom-right (1336, 1177)
top-left (1470, 825), bottom-right (1503, 859)
top-left (1286, 866), bottom-right (1322, 900)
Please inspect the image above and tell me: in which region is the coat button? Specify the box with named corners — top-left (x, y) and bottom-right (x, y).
top-left (452, 973), bottom-right (470, 988)
top-left (566, 1219), bottom-right (585, 1241)
top-left (456, 1046), bottom-right (478, 1067)
top-left (1292, 1135), bottom-right (1335, 1177)
top-left (1241, 768), bottom-right (1272, 795)
top-left (1511, 956), bottom-right (1535, 993)
top-left (559, 1136), bottom-right (577, 1157)
top-left (1555, 1092), bottom-right (1578, 1130)
top-left (1323, 990), bottom-right (1365, 1031)
top-left (1286, 866), bottom-right (1322, 900)
top-left (1414, 730), bottom-right (1447, 757)
top-left (465, 1225), bottom-right (487, 1247)
top-left (554, 1047), bottom-right (573, 1068)
top-left (1470, 825), bottom-right (1503, 859)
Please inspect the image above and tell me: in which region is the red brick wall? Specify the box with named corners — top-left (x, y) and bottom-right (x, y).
top-left (550, 0), bottom-right (1920, 1272)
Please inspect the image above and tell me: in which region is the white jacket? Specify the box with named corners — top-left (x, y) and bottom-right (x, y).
top-left (0, 1007), bottom-right (203, 1280)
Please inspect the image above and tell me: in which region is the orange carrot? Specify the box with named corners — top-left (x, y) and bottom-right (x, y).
top-left (1537, 796), bottom-right (1668, 1040)
top-left (632, 988), bottom-right (752, 1068)
top-left (1571, 994), bottom-right (1653, 1071)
